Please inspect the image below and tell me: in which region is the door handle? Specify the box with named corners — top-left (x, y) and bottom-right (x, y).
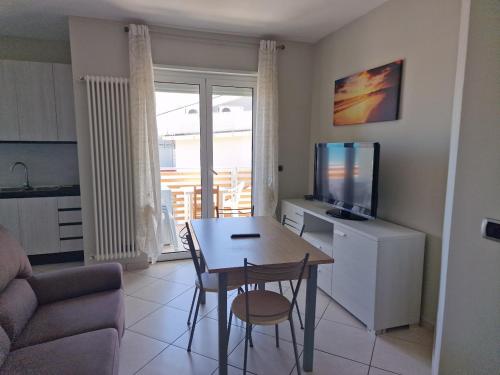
top-left (334, 230), bottom-right (346, 237)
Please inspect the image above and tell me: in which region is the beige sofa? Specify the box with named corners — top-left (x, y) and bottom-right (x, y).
top-left (0, 225), bottom-right (124, 375)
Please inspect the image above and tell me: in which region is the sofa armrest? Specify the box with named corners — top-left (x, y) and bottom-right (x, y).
top-left (28, 263), bottom-right (123, 305)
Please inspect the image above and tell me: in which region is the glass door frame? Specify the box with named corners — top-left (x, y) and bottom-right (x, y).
top-left (154, 66), bottom-right (257, 260)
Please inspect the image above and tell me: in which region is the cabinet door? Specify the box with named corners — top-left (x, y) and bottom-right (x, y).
top-left (15, 61), bottom-right (57, 141)
top-left (18, 198), bottom-right (60, 255)
top-left (332, 225), bottom-right (377, 327)
top-left (53, 64), bottom-right (76, 141)
top-left (318, 262), bottom-right (333, 296)
top-left (0, 199), bottom-right (20, 240)
top-left (0, 61), bottom-right (19, 140)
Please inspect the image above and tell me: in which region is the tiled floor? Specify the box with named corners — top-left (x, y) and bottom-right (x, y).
top-left (33, 261), bottom-right (434, 375)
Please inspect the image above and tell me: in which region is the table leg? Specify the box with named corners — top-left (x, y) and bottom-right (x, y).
top-left (218, 272), bottom-right (228, 375)
top-left (199, 254), bottom-right (206, 304)
top-left (303, 265), bottom-right (317, 371)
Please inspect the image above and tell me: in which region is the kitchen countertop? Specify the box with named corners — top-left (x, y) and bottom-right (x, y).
top-left (0, 185), bottom-right (80, 199)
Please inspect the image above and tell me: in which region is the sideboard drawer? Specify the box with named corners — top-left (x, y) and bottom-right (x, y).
top-left (281, 202), bottom-right (304, 233)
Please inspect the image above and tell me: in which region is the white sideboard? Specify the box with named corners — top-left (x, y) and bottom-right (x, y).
top-left (281, 199), bottom-right (425, 332)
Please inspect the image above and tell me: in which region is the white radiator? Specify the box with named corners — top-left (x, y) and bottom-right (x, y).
top-left (85, 76), bottom-right (137, 260)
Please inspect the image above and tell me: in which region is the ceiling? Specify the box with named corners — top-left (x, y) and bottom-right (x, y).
top-left (0, 0), bottom-right (387, 43)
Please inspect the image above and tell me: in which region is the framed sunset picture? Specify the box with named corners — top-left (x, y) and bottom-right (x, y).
top-left (333, 59), bottom-right (403, 126)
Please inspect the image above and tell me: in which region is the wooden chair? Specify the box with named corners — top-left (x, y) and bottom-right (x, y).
top-left (215, 205), bottom-right (254, 218)
top-left (179, 223), bottom-right (241, 352)
top-left (192, 186), bottom-right (220, 219)
top-left (280, 214), bottom-right (306, 329)
top-left (231, 254), bottom-right (310, 375)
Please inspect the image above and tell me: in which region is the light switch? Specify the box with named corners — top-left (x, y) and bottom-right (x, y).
top-left (481, 218), bottom-right (500, 242)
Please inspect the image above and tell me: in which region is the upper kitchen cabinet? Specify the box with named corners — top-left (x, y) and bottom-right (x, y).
top-left (0, 60), bottom-right (77, 142)
top-left (54, 63), bottom-right (77, 141)
top-left (15, 61), bottom-right (58, 141)
top-left (0, 61), bottom-right (20, 140)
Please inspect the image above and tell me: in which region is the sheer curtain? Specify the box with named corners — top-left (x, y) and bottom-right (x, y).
top-left (254, 40), bottom-right (279, 217)
top-left (128, 24), bottom-right (163, 262)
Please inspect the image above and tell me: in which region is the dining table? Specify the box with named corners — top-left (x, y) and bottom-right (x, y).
top-left (190, 216), bottom-right (334, 375)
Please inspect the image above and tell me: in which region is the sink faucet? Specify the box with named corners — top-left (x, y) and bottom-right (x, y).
top-left (10, 162), bottom-right (32, 190)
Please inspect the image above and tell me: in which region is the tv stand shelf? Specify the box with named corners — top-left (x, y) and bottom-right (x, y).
top-left (281, 198), bottom-right (426, 332)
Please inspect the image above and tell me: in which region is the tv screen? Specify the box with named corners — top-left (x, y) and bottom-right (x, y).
top-left (314, 142), bottom-right (380, 219)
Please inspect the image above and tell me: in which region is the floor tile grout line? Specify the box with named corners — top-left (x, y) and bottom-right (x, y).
top-left (379, 331), bottom-right (435, 348)
top-left (126, 285), bottom-right (195, 308)
top-left (320, 314), bottom-right (367, 331)
top-left (125, 302), bottom-right (165, 329)
top-left (369, 335), bottom-right (377, 367)
top-left (312, 346), bottom-right (374, 367)
top-left (126, 303), bottom-right (206, 333)
top-left (369, 364), bottom-right (402, 375)
top-left (132, 343), bottom-right (171, 375)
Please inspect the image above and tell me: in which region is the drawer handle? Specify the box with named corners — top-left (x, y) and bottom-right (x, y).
top-left (295, 212), bottom-right (303, 217)
top-left (334, 230), bottom-right (346, 237)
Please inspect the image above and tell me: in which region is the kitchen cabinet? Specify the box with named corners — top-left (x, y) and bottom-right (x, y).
top-left (18, 197), bottom-right (60, 255)
top-left (15, 61), bottom-right (58, 141)
top-left (0, 199), bottom-right (20, 240)
top-left (54, 63), bottom-right (77, 141)
top-left (0, 196), bottom-right (82, 256)
top-left (0, 61), bottom-right (19, 140)
top-left (0, 60), bottom-right (76, 142)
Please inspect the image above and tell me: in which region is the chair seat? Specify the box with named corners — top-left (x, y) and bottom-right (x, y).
top-left (231, 290), bottom-right (291, 325)
top-left (195, 272), bottom-right (240, 293)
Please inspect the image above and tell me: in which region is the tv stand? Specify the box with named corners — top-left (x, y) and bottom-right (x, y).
top-left (326, 208), bottom-right (368, 221)
top-left (281, 198), bottom-right (425, 333)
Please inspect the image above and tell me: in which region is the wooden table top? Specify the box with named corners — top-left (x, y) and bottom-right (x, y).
top-left (190, 216), bottom-right (334, 273)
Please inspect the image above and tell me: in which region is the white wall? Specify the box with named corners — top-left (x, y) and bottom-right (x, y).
top-left (68, 16), bottom-right (313, 264)
top-left (308, 0), bottom-right (462, 324)
top-left (434, 0), bottom-right (500, 373)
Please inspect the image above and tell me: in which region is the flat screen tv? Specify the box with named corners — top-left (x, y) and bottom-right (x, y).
top-left (314, 142), bottom-right (380, 221)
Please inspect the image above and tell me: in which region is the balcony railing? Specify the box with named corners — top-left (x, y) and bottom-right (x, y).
top-left (160, 167), bottom-right (252, 224)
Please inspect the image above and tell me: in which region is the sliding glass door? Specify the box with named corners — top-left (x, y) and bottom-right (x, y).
top-left (154, 69), bottom-right (256, 259)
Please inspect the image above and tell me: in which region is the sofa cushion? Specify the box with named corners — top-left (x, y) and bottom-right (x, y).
top-left (0, 327), bottom-right (9, 369)
top-left (29, 263), bottom-right (123, 305)
top-left (12, 289), bottom-right (124, 350)
top-left (0, 279), bottom-right (38, 342)
top-left (0, 328), bottom-right (119, 375)
top-left (0, 226), bottom-right (32, 293)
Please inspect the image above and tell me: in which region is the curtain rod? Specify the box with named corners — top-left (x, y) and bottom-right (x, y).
top-left (123, 26), bottom-right (285, 50)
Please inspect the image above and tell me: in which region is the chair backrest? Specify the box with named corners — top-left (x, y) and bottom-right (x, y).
top-left (281, 214), bottom-right (305, 237)
top-left (179, 223), bottom-right (204, 290)
top-left (242, 253), bottom-right (310, 321)
top-left (216, 205), bottom-right (254, 218)
top-left (193, 186), bottom-right (220, 219)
